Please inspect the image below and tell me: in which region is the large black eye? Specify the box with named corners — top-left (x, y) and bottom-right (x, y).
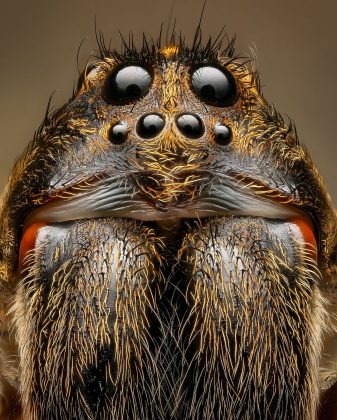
top-left (191, 66), bottom-right (237, 107)
top-left (103, 66), bottom-right (151, 105)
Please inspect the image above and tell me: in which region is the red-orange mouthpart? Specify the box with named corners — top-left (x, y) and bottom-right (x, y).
top-left (19, 222), bottom-right (47, 271)
top-left (289, 216), bottom-right (318, 262)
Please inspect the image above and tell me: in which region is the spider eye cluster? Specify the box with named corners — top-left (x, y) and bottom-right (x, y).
top-left (190, 66), bottom-right (237, 107)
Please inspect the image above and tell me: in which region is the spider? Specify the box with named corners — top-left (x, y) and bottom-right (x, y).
top-left (0, 23), bottom-right (336, 420)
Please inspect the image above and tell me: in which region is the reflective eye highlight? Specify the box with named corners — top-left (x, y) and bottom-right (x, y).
top-left (191, 66), bottom-right (237, 107)
top-left (103, 66), bottom-right (152, 105)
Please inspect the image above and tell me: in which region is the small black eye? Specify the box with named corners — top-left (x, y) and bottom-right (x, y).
top-left (213, 123), bottom-right (232, 145)
top-left (137, 114), bottom-right (165, 139)
top-left (191, 66), bottom-right (237, 107)
top-left (175, 114), bottom-right (205, 139)
top-left (108, 121), bottom-right (128, 144)
top-left (103, 66), bottom-right (151, 105)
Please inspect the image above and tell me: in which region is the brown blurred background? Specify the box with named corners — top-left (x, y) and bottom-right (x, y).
top-left (0, 0), bottom-right (336, 204)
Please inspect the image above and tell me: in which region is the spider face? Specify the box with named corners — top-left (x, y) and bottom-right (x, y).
top-left (16, 45), bottom-right (330, 238)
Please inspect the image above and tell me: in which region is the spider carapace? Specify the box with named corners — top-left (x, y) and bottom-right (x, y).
top-left (0, 31), bottom-right (337, 420)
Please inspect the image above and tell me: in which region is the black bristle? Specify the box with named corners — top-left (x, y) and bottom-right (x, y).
top-left (93, 12), bottom-right (239, 69)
